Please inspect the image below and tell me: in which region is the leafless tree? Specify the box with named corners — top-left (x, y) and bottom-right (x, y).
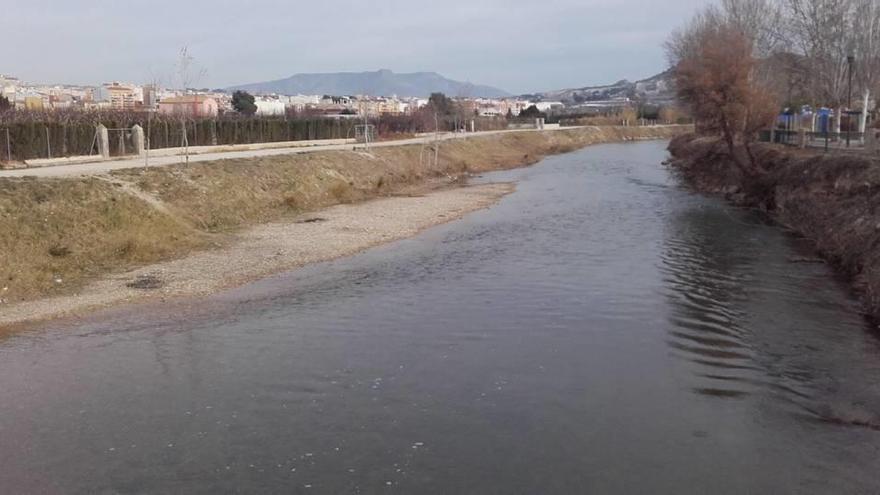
top-left (668, 12), bottom-right (779, 176)
top-left (851, 0), bottom-right (880, 131)
top-left (722, 0), bottom-right (787, 57)
top-left (143, 68), bottom-right (163, 169)
top-left (175, 46), bottom-right (206, 165)
top-left (784, 0), bottom-right (855, 110)
top-left (666, 6), bottom-right (724, 65)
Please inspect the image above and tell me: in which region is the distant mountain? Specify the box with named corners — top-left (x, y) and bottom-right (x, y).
top-left (524, 70), bottom-right (676, 106)
top-left (228, 69), bottom-right (510, 98)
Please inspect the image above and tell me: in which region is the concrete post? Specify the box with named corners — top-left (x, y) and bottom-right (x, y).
top-left (96, 124), bottom-right (110, 159)
top-left (470, 120), bottom-right (475, 133)
top-left (866, 128), bottom-right (877, 154)
top-left (769, 128), bottom-right (776, 144)
top-left (131, 124), bottom-right (145, 156)
top-left (799, 129), bottom-right (807, 148)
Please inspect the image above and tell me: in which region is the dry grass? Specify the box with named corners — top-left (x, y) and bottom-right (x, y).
top-left (0, 178), bottom-right (207, 300)
top-left (1, 126), bottom-right (689, 304)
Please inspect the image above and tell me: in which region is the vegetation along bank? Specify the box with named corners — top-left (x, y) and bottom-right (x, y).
top-left (668, 134), bottom-right (880, 323)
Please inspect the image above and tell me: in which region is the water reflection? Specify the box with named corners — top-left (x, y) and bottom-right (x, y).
top-left (660, 206), bottom-right (756, 399)
top-left (660, 197), bottom-right (880, 436)
top-left (1, 142), bottom-right (879, 494)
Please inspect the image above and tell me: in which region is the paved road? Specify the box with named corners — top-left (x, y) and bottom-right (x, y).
top-left (0, 128), bottom-right (563, 179)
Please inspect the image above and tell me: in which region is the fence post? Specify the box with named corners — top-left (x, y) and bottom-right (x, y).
top-left (131, 124), bottom-right (145, 156)
top-left (799, 129), bottom-right (807, 149)
top-left (770, 128), bottom-right (776, 144)
top-left (96, 124), bottom-right (110, 159)
top-left (866, 128), bottom-right (877, 154)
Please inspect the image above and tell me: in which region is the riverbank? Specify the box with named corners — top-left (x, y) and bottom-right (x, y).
top-left (667, 133), bottom-right (880, 322)
top-left (0, 125), bottom-right (689, 328)
top-left (0, 183), bottom-right (514, 330)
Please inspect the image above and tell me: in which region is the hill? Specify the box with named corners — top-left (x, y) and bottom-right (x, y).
top-left (228, 69), bottom-right (510, 98)
top-left (523, 70), bottom-right (676, 106)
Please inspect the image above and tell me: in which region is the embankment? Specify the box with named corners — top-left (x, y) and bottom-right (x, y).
top-left (668, 134), bottom-right (880, 321)
top-left (0, 125), bottom-right (688, 323)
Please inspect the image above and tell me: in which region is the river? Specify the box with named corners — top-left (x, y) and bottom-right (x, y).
top-left (1, 141), bottom-right (879, 494)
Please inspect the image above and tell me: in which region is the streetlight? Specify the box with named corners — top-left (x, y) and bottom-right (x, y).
top-left (847, 52), bottom-right (855, 148)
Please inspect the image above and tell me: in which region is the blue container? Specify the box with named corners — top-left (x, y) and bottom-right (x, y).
top-left (817, 108), bottom-right (834, 134)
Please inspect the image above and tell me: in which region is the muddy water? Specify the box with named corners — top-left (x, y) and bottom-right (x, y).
top-left (2, 141), bottom-right (880, 494)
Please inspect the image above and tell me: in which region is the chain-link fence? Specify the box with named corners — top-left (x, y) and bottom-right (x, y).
top-left (0, 123), bottom-right (99, 161)
top-left (760, 129), bottom-right (869, 152)
top-left (0, 117), bottom-right (362, 162)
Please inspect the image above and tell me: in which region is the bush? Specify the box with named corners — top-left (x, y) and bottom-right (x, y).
top-left (0, 108), bottom-right (510, 162)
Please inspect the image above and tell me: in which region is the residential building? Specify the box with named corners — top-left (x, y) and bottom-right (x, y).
top-left (255, 99), bottom-right (286, 116)
top-left (535, 101), bottom-right (564, 113)
top-left (143, 85), bottom-right (160, 110)
top-left (49, 93), bottom-right (75, 110)
top-left (23, 95), bottom-right (46, 110)
top-left (0, 75), bottom-right (18, 100)
top-left (96, 82), bottom-right (142, 110)
top-left (158, 95), bottom-right (219, 117)
top-left (284, 94), bottom-right (322, 112)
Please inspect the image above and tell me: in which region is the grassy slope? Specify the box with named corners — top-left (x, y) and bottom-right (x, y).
top-left (1, 126), bottom-right (687, 303)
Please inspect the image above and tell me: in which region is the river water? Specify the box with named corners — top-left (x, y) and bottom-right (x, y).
top-left (2, 141), bottom-right (880, 494)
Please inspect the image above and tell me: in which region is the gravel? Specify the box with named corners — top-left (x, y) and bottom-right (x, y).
top-left (0, 183), bottom-right (514, 330)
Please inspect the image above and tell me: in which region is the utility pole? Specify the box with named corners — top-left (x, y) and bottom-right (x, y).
top-left (145, 110), bottom-right (151, 169)
top-left (847, 53), bottom-right (855, 148)
top-left (363, 108), bottom-right (370, 151)
top-left (433, 112), bottom-right (439, 167)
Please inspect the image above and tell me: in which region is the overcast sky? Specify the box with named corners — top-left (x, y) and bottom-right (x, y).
top-left (6, 0), bottom-right (709, 94)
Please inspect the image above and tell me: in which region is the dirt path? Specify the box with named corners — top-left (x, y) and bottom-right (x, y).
top-left (0, 182), bottom-right (515, 329)
top-left (0, 128), bottom-right (569, 178)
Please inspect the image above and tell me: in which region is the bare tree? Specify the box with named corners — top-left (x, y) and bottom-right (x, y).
top-left (143, 68), bottom-right (163, 169)
top-left (722, 0), bottom-right (787, 58)
top-left (851, 0), bottom-right (880, 132)
top-left (175, 46), bottom-right (206, 166)
top-left (784, 0), bottom-right (855, 111)
top-left (668, 13), bottom-right (779, 176)
top-left (666, 6), bottom-right (724, 66)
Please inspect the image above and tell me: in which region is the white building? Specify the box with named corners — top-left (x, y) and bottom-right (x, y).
top-left (284, 94), bottom-right (321, 112)
top-left (255, 99), bottom-right (286, 116)
top-left (0, 75), bottom-right (19, 100)
top-left (535, 101), bottom-right (564, 112)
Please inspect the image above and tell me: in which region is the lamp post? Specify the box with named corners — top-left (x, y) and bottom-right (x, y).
top-left (847, 53), bottom-right (855, 148)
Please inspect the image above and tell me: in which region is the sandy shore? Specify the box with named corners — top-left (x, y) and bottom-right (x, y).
top-left (0, 182), bottom-right (514, 329)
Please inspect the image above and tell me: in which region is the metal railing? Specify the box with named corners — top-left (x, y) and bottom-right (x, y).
top-left (760, 128), bottom-right (874, 153)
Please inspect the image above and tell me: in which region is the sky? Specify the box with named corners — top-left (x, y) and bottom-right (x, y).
top-left (4, 0), bottom-right (710, 94)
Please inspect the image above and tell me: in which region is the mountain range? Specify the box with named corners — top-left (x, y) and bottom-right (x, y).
top-left (227, 69), bottom-right (676, 106)
top-left (228, 69), bottom-right (510, 98)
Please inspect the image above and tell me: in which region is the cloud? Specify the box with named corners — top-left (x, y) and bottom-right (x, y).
top-left (5, 0), bottom-right (709, 93)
